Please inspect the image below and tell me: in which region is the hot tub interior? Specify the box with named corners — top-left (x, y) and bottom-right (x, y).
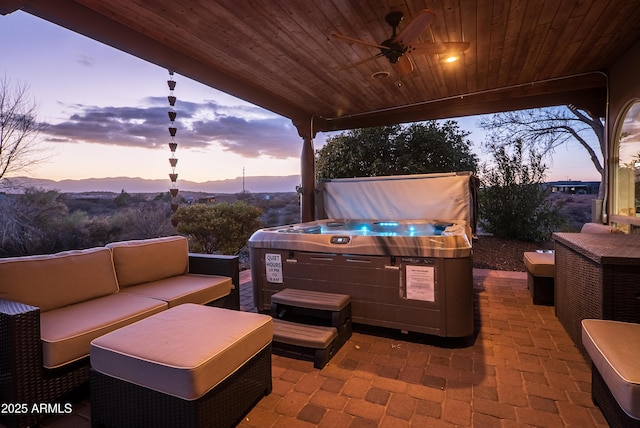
top-left (276, 220), bottom-right (454, 236)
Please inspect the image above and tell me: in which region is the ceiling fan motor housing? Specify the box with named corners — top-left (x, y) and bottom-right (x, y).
top-left (380, 39), bottom-right (404, 63)
top-left (382, 12), bottom-right (406, 64)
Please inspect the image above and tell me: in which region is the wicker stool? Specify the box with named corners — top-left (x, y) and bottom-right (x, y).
top-left (523, 252), bottom-right (555, 305)
top-left (90, 304), bottom-right (273, 428)
top-left (582, 319), bottom-right (640, 427)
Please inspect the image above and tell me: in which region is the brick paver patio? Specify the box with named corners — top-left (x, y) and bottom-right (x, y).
top-left (32, 268), bottom-right (608, 427)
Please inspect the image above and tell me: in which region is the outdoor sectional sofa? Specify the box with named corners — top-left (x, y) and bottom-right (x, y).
top-left (0, 235), bottom-right (240, 428)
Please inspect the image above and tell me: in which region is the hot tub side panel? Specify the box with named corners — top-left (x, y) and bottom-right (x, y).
top-left (250, 248), bottom-right (473, 337)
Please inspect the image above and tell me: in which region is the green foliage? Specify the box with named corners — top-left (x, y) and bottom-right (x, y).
top-left (315, 121), bottom-right (478, 179)
top-left (479, 140), bottom-right (565, 241)
top-left (172, 202), bottom-right (263, 254)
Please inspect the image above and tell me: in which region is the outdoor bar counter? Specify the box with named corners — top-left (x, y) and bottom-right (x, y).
top-left (553, 232), bottom-right (640, 357)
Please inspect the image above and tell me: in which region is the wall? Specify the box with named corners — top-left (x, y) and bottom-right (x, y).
top-left (606, 38), bottom-right (640, 227)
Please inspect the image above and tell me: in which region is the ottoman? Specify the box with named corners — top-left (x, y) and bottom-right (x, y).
top-left (582, 319), bottom-right (640, 427)
top-left (523, 251), bottom-right (555, 305)
top-left (90, 304), bottom-right (273, 428)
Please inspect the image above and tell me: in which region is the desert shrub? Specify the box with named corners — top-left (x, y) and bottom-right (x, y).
top-left (0, 188), bottom-right (179, 256)
top-left (0, 188), bottom-right (77, 256)
top-left (479, 140), bottom-right (565, 241)
top-left (172, 201), bottom-right (262, 254)
top-left (108, 202), bottom-right (174, 241)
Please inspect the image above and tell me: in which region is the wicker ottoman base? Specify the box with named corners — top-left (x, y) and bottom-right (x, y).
top-left (526, 272), bottom-right (554, 305)
top-left (592, 364), bottom-right (640, 428)
top-left (90, 344), bottom-right (272, 428)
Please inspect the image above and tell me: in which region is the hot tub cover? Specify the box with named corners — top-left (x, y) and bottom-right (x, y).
top-left (316, 172), bottom-right (478, 236)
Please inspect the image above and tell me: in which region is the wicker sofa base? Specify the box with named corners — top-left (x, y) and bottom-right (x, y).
top-left (592, 364), bottom-right (640, 428)
top-left (0, 300), bottom-right (91, 428)
top-left (90, 344), bottom-right (272, 428)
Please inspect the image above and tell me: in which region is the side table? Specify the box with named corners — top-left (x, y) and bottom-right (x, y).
top-left (553, 232), bottom-right (640, 359)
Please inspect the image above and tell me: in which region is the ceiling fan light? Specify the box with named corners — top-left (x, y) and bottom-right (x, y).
top-left (440, 54), bottom-right (459, 63)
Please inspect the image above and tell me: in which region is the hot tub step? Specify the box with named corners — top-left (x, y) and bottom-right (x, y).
top-left (272, 319), bottom-right (338, 369)
top-left (270, 288), bottom-right (352, 347)
top-left (271, 288), bottom-right (351, 311)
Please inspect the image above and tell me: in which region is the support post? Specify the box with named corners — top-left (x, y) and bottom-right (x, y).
top-left (300, 136), bottom-right (315, 222)
top-left (293, 117), bottom-right (317, 222)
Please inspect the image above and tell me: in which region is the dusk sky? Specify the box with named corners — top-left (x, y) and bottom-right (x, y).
top-left (1, 11), bottom-right (601, 184)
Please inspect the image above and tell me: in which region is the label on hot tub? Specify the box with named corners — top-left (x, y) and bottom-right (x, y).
top-left (265, 253), bottom-right (283, 283)
top-left (405, 265), bottom-right (435, 302)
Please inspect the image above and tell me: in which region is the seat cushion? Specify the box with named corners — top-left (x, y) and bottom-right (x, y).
top-left (0, 247), bottom-right (119, 312)
top-left (40, 293), bottom-right (167, 369)
top-left (523, 252), bottom-right (555, 277)
top-left (107, 236), bottom-right (189, 287)
top-left (91, 304), bottom-right (273, 400)
top-left (582, 319), bottom-right (640, 419)
top-left (120, 274), bottom-right (232, 307)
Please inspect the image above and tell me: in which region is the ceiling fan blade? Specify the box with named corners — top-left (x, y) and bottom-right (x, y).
top-left (394, 55), bottom-right (414, 75)
top-left (332, 33), bottom-right (389, 51)
top-left (340, 53), bottom-right (385, 70)
top-left (409, 41), bottom-right (471, 55)
top-left (395, 9), bottom-right (435, 47)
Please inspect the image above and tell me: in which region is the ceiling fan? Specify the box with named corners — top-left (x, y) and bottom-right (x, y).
top-left (332, 9), bottom-right (470, 75)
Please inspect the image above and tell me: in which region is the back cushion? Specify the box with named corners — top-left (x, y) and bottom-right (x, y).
top-left (0, 247), bottom-right (119, 312)
top-left (580, 223), bottom-right (619, 234)
top-left (107, 236), bottom-right (189, 287)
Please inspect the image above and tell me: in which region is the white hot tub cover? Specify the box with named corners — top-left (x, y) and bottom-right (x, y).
top-left (316, 172), bottom-right (478, 235)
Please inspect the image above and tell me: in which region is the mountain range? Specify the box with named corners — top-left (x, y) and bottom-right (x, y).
top-left (2, 175), bottom-right (301, 194)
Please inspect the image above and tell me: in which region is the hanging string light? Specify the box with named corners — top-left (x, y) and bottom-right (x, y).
top-left (167, 70), bottom-right (179, 223)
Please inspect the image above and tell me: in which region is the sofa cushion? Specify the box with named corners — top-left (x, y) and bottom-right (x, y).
top-left (0, 247), bottom-right (119, 312)
top-left (120, 274), bottom-right (232, 307)
top-left (107, 236), bottom-right (189, 287)
top-left (40, 293), bottom-right (167, 369)
top-left (91, 304), bottom-right (273, 400)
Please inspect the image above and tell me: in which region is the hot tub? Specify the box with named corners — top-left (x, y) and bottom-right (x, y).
top-left (250, 172), bottom-right (477, 338)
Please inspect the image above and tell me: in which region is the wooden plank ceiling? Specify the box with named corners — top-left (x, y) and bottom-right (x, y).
top-left (6, 0), bottom-right (640, 136)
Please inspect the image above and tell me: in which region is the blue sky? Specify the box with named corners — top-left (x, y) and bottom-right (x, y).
top-left (1, 11), bottom-right (601, 183)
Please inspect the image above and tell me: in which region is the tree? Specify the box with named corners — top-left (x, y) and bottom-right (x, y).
top-left (114, 189), bottom-right (132, 207)
top-left (0, 76), bottom-right (45, 184)
top-left (479, 140), bottom-right (565, 241)
top-left (478, 106), bottom-right (606, 199)
top-left (316, 121), bottom-right (478, 179)
top-left (172, 202), bottom-right (263, 254)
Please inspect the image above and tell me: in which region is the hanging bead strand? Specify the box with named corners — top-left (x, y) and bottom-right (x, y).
top-left (167, 70), bottom-right (179, 222)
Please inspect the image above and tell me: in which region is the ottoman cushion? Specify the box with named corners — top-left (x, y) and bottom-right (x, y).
top-left (523, 252), bottom-right (555, 277)
top-left (91, 304), bottom-right (272, 400)
top-left (582, 319), bottom-right (640, 419)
